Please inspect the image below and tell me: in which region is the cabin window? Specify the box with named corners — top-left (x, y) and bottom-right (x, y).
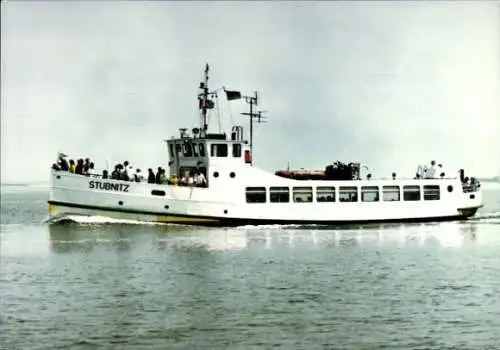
top-left (192, 143), bottom-right (198, 157)
top-left (246, 187), bottom-right (266, 203)
top-left (175, 144), bottom-right (181, 154)
top-left (403, 185), bottom-right (421, 201)
top-left (361, 186), bottom-right (379, 202)
top-left (293, 187), bottom-right (313, 203)
top-left (151, 190), bottom-right (166, 197)
top-left (182, 143), bottom-right (193, 157)
top-left (232, 144), bottom-right (242, 157)
top-left (339, 186), bottom-right (358, 202)
top-left (168, 144), bottom-right (174, 158)
top-left (317, 186), bottom-right (335, 202)
top-left (383, 186), bottom-right (400, 201)
top-left (423, 185), bottom-right (440, 201)
top-left (199, 143), bottom-right (206, 157)
top-left (270, 187), bottom-right (290, 203)
top-left (210, 143), bottom-right (228, 157)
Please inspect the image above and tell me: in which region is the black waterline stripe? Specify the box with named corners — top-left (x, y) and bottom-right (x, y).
top-left (48, 200), bottom-right (477, 226)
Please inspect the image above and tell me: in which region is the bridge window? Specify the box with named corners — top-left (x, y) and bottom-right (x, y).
top-left (403, 185), bottom-right (421, 201)
top-left (270, 187), bottom-right (289, 203)
top-left (151, 190), bottom-right (166, 197)
top-left (210, 143), bottom-right (228, 157)
top-left (199, 143), bottom-right (206, 157)
top-left (423, 185), bottom-right (440, 200)
top-left (383, 186), bottom-right (400, 201)
top-left (317, 186), bottom-right (335, 202)
top-left (339, 186), bottom-right (358, 202)
top-left (192, 143), bottom-right (198, 157)
top-left (246, 187), bottom-right (266, 203)
top-left (293, 187), bottom-right (312, 203)
top-left (182, 143), bottom-right (193, 157)
top-left (361, 186), bottom-right (379, 202)
top-left (232, 144), bottom-right (242, 157)
top-left (168, 144), bottom-right (174, 158)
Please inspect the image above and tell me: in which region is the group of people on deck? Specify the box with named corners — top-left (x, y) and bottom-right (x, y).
top-left (52, 154), bottom-right (97, 176)
top-left (52, 153), bottom-right (207, 187)
top-left (147, 167), bottom-right (166, 184)
top-left (168, 169), bottom-right (207, 187)
top-left (415, 160), bottom-right (444, 179)
top-left (107, 161), bottom-right (145, 182)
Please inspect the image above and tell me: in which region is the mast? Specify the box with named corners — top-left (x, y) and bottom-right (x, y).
top-left (199, 63), bottom-right (210, 138)
top-left (249, 92), bottom-right (255, 157)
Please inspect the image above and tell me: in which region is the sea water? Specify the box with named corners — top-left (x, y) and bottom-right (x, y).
top-left (1, 183), bottom-right (500, 349)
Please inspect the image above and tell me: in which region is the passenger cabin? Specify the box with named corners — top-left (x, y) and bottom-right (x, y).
top-left (166, 125), bottom-right (251, 186)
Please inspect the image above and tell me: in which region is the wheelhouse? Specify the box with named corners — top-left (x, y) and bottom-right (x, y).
top-left (166, 126), bottom-right (251, 187)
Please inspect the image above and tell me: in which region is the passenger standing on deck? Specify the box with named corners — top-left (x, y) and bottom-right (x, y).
top-left (116, 164), bottom-right (125, 180)
top-left (121, 161), bottom-right (132, 181)
top-left (69, 160), bottom-right (76, 173)
top-left (58, 154), bottom-right (69, 171)
top-left (75, 159), bottom-right (84, 175)
top-left (134, 169), bottom-right (144, 182)
top-left (127, 162), bottom-right (134, 181)
top-left (159, 169), bottom-right (168, 184)
top-left (87, 162), bottom-right (97, 176)
top-left (195, 170), bottom-right (207, 187)
top-left (155, 167), bottom-right (162, 184)
top-left (83, 158), bottom-right (91, 174)
top-left (425, 160), bottom-right (437, 179)
top-left (111, 165), bottom-right (120, 179)
top-left (170, 174), bottom-right (179, 185)
top-left (147, 168), bottom-right (156, 184)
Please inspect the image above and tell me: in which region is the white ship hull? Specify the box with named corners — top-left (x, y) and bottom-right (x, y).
top-left (48, 65), bottom-right (483, 227)
top-left (48, 171), bottom-right (482, 226)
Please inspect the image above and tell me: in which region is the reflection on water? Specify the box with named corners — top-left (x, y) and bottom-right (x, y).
top-left (48, 223), bottom-right (135, 254)
top-left (45, 220), bottom-right (483, 255)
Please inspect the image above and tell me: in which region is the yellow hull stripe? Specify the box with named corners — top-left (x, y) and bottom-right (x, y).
top-left (156, 215), bottom-right (219, 223)
top-left (48, 204), bottom-right (57, 215)
top-left (48, 203), bottom-right (219, 224)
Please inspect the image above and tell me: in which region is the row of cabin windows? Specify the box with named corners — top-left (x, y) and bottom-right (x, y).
top-left (211, 143), bottom-right (242, 158)
top-left (169, 143), bottom-right (206, 158)
top-left (245, 185), bottom-right (441, 203)
top-left (169, 143), bottom-right (241, 158)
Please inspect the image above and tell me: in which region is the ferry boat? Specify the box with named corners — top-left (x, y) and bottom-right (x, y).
top-left (48, 65), bottom-right (483, 226)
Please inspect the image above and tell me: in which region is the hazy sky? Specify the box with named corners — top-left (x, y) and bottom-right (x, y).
top-left (2, 1), bottom-right (499, 183)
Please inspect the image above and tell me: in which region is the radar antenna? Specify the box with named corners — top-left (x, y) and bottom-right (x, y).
top-left (241, 92), bottom-right (268, 166)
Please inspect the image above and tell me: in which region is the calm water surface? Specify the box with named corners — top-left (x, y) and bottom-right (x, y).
top-left (1, 184), bottom-right (500, 349)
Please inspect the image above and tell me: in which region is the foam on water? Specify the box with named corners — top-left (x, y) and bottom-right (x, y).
top-left (45, 214), bottom-right (169, 226)
top-left (42, 211), bottom-right (500, 230)
top-left (470, 211), bottom-right (500, 224)
top-left (475, 211), bottom-right (500, 219)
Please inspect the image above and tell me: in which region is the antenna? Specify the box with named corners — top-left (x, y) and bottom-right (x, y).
top-left (241, 91), bottom-right (268, 165)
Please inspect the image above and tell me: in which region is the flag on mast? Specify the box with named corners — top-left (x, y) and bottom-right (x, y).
top-left (225, 89), bottom-right (241, 101)
top-left (199, 99), bottom-right (215, 109)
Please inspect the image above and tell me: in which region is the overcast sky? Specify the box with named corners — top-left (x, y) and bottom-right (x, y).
top-left (1, 1), bottom-right (499, 183)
